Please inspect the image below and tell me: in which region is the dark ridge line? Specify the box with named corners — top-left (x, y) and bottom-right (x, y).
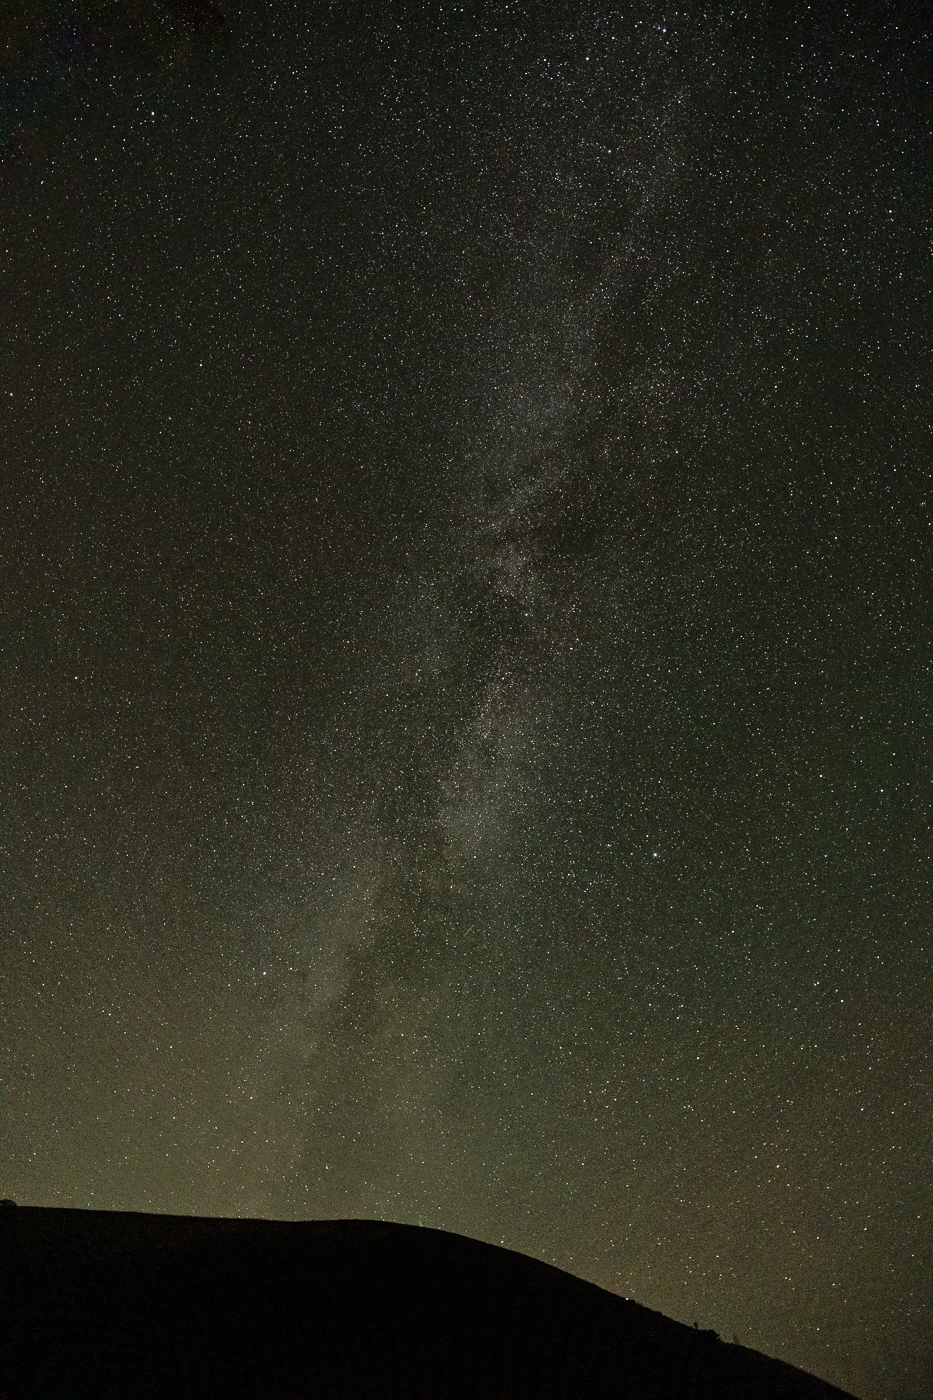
top-left (0, 1204), bottom-right (861, 1400)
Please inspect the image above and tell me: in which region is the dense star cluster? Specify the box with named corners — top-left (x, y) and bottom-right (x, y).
top-left (2, 5), bottom-right (927, 1400)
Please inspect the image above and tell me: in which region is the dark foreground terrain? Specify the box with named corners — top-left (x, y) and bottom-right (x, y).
top-left (0, 1204), bottom-right (859, 1399)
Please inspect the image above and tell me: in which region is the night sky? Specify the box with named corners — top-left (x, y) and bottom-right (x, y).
top-left (2, 4), bottom-right (928, 1399)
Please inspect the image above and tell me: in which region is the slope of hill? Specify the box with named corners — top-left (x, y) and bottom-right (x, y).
top-left (0, 1203), bottom-right (860, 1399)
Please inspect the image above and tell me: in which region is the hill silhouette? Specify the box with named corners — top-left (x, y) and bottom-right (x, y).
top-left (0, 1203), bottom-right (859, 1399)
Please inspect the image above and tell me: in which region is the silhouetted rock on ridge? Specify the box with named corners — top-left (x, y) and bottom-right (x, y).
top-left (0, 1206), bottom-right (860, 1399)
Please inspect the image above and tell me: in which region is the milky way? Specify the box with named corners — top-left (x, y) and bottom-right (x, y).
top-left (3, 7), bottom-right (927, 1400)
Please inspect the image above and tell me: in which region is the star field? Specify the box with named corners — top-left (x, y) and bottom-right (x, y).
top-left (2, 5), bottom-right (928, 1400)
